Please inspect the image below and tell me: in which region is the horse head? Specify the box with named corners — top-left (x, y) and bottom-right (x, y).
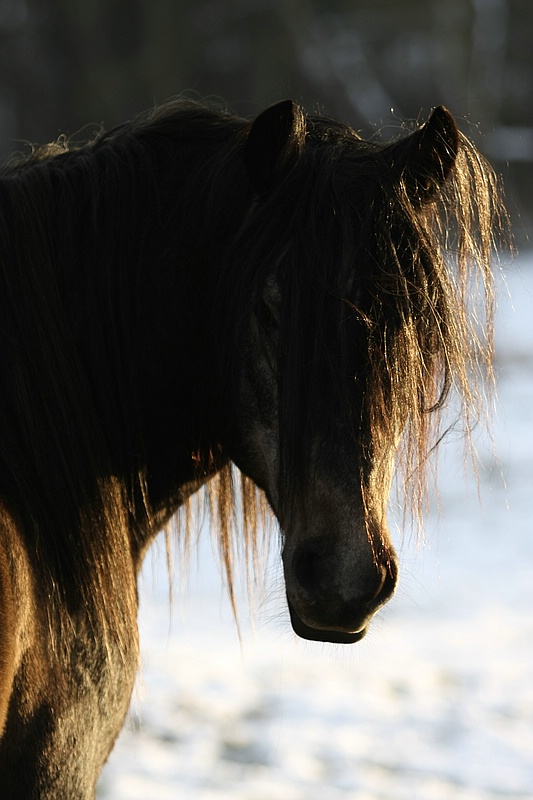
top-left (229, 100), bottom-right (460, 643)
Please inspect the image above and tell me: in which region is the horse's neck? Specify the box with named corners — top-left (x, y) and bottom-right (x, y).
top-left (0, 138), bottom-right (237, 551)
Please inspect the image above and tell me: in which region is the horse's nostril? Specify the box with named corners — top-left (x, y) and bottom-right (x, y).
top-left (370, 564), bottom-right (388, 601)
top-left (293, 544), bottom-right (321, 596)
top-left (377, 557), bottom-right (398, 602)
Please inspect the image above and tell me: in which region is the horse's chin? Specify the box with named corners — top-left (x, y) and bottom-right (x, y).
top-left (287, 602), bottom-right (367, 645)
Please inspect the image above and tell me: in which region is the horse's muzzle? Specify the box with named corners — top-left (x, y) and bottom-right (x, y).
top-left (284, 536), bottom-right (399, 644)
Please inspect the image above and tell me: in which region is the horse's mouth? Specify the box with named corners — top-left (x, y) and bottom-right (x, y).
top-left (287, 602), bottom-right (367, 644)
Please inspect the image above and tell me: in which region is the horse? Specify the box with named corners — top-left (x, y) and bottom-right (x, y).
top-left (0, 97), bottom-right (504, 797)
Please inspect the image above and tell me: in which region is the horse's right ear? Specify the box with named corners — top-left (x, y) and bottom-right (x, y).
top-left (244, 100), bottom-right (305, 195)
top-left (383, 106), bottom-right (460, 203)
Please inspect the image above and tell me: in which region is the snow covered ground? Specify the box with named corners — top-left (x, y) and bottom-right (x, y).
top-left (99, 255), bottom-right (533, 799)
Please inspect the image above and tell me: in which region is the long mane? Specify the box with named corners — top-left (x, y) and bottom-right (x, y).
top-left (0, 100), bottom-right (507, 633)
top-left (0, 101), bottom-right (250, 642)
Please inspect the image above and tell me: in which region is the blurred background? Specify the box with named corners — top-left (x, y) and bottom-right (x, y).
top-left (1, 2), bottom-right (531, 798)
top-left (0, 0), bottom-right (532, 238)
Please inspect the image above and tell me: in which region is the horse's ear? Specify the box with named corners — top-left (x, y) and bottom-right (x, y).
top-left (384, 106), bottom-right (459, 203)
top-left (245, 100), bottom-right (305, 195)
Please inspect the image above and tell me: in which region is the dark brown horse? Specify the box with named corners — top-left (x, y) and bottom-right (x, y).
top-left (0, 99), bottom-right (503, 797)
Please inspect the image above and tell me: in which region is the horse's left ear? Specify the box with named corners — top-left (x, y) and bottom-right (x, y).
top-left (384, 106), bottom-right (459, 202)
top-left (245, 100), bottom-right (305, 195)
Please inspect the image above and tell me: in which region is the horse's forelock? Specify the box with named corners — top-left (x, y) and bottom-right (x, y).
top-left (232, 115), bottom-right (507, 531)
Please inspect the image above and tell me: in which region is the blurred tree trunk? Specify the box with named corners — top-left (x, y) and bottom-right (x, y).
top-left (466, 0), bottom-right (508, 127)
